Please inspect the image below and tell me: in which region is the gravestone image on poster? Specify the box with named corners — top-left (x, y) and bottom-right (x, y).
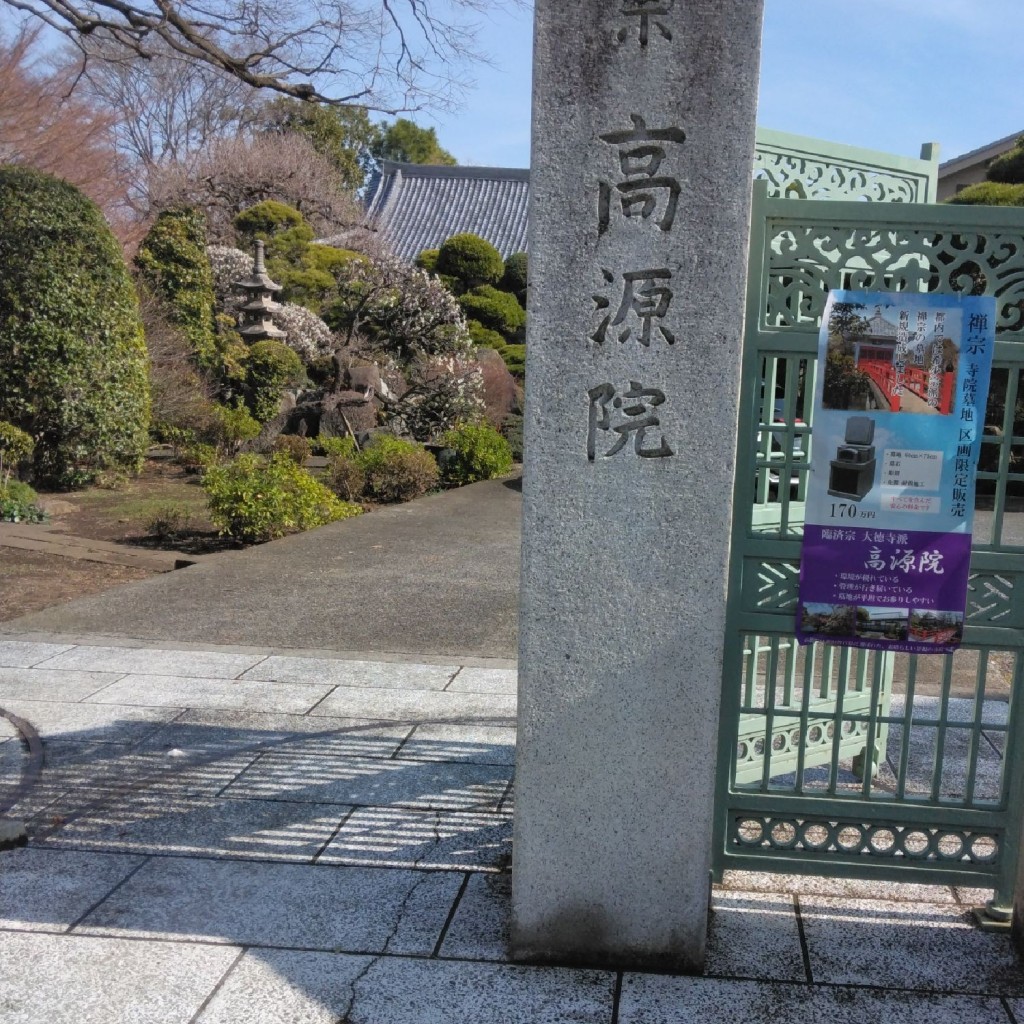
top-left (797, 290), bottom-right (995, 654)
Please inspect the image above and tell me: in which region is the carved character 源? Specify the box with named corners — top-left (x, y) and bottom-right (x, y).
top-left (592, 267), bottom-right (675, 346)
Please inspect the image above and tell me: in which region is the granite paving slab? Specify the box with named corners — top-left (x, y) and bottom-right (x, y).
top-left (617, 975), bottom-right (1010, 1024)
top-left (447, 667), bottom-right (518, 694)
top-left (36, 794), bottom-right (351, 861)
top-left (799, 896), bottom-right (1024, 993)
top-left (0, 699), bottom-right (181, 744)
top-left (35, 645), bottom-right (265, 678)
top-left (336, 956), bottom-right (614, 1024)
top-left (309, 686), bottom-right (516, 723)
top-left (85, 673), bottom-right (334, 714)
top-left (223, 752), bottom-right (511, 811)
top-left (0, 641), bottom-right (74, 668)
top-left (705, 891), bottom-right (804, 982)
top-left (318, 807), bottom-right (512, 870)
top-left (0, 931), bottom-right (238, 1024)
top-left (396, 724), bottom-right (517, 765)
top-left (241, 657), bottom-right (459, 690)
top-left (140, 709), bottom-right (412, 760)
top-left (0, 847), bottom-right (145, 933)
top-left (195, 949), bottom-right (376, 1024)
top-left (438, 871), bottom-right (511, 961)
top-left (0, 668), bottom-right (123, 702)
top-left (76, 855), bottom-right (462, 953)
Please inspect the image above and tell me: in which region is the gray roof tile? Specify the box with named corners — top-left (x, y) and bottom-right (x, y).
top-left (364, 162), bottom-right (530, 262)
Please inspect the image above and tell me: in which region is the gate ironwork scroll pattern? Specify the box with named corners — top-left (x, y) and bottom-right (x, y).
top-left (714, 178), bottom-right (1024, 917)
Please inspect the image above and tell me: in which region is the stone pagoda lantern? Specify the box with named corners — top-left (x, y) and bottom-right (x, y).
top-left (233, 240), bottom-right (286, 341)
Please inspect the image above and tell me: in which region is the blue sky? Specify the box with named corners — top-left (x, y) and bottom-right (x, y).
top-left (417, 0), bottom-right (1023, 169)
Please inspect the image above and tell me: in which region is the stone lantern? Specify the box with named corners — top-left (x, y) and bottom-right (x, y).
top-left (233, 240), bottom-right (286, 341)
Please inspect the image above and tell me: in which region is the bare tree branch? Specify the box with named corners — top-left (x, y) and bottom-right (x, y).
top-left (4, 0), bottom-right (524, 109)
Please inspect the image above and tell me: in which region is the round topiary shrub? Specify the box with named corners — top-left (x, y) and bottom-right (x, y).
top-left (233, 200), bottom-right (308, 239)
top-left (948, 181), bottom-right (1024, 207)
top-left (136, 208), bottom-right (219, 371)
top-left (440, 422), bottom-right (513, 484)
top-left (357, 434), bottom-right (440, 503)
top-left (0, 167), bottom-right (150, 489)
top-left (466, 319), bottom-right (506, 351)
top-left (203, 452), bottom-right (360, 543)
top-left (459, 285), bottom-right (527, 341)
top-left (436, 233), bottom-right (505, 290)
top-left (501, 251), bottom-right (528, 302)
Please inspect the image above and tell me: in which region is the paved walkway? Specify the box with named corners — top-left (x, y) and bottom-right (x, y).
top-left (2, 636), bottom-right (1023, 1023)
top-left (4, 477), bottom-right (523, 660)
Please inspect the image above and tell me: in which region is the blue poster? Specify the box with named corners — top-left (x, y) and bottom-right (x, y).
top-left (797, 290), bottom-right (995, 653)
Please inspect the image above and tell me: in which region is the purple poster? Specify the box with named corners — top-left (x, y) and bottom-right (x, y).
top-left (797, 290), bottom-right (995, 654)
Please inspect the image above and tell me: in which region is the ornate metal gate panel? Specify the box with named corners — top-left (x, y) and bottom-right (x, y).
top-left (714, 172), bottom-right (1024, 915)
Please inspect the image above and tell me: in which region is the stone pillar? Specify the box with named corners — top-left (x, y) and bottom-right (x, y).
top-left (513, 0), bottom-right (765, 972)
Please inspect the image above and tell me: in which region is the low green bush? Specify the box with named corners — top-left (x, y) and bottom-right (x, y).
top-left (358, 434), bottom-right (439, 503)
top-left (211, 403), bottom-right (262, 454)
top-left (947, 181), bottom-right (1024, 207)
top-left (441, 422), bottom-right (513, 484)
top-left (316, 436), bottom-right (358, 459)
top-left (203, 452), bottom-right (360, 543)
top-left (0, 480), bottom-right (47, 523)
top-left (0, 421), bottom-right (33, 487)
top-left (500, 412), bottom-right (524, 462)
top-left (271, 434), bottom-right (312, 464)
top-left (459, 285), bottom-right (526, 341)
top-left (325, 452), bottom-right (366, 502)
top-left (145, 504), bottom-right (193, 541)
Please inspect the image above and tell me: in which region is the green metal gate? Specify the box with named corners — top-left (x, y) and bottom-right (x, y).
top-left (714, 132), bottom-right (1024, 920)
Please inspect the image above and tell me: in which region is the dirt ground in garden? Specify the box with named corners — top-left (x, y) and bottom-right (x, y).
top-left (0, 459), bottom-right (230, 622)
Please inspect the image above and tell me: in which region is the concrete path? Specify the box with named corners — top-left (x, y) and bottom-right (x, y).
top-left (4, 476), bottom-right (523, 660)
top-left (1, 636), bottom-right (1022, 1023)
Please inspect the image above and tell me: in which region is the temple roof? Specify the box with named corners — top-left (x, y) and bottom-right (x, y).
top-left (363, 161), bottom-right (530, 262)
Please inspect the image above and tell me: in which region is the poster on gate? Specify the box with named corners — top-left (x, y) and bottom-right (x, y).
top-left (796, 289), bottom-right (995, 654)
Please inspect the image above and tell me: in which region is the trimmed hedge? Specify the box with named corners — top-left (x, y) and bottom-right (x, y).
top-left (948, 181), bottom-right (1024, 207)
top-left (441, 422), bottom-right (513, 484)
top-left (0, 167), bottom-right (150, 488)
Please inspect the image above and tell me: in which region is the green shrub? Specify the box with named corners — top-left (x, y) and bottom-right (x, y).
top-left (459, 285), bottom-right (526, 341)
top-left (415, 248), bottom-right (440, 274)
top-left (136, 209), bottom-right (219, 372)
top-left (211, 403), bottom-right (262, 453)
top-left (0, 167), bottom-right (150, 489)
top-left (441, 422), bottom-right (513, 484)
top-left (317, 435), bottom-right (359, 459)
top-left (985, 140), bottom-right (1024, 184)
top-left (467, 320), bottom-right (506, 351)
top-left (501, 251), bottom-right (528, 302)
top-left (325, 452), bottom-right (366, 502)
top-left (243, 341), bottom-right (305, 422)
top-left (436, 233), bottom-right (504, 291)
top-left (0, 479), bottom-right (47, 523)
top-left (203, 452), bottom-right (360, 543)
top-left (948, 181), bottom-right (1024, 207)
top-left (272, 434), bottom-right (312, 464)
top-left (501, 412), bottom-right (524, 462)
top-left (0, 421), bottom-right (33, 487)
top-left (498, 343), bottom-right (526, 377)
top-left (234, 200), bottom-right (308, 239)
top-left (145, 504), bottom-right (193, 541)
top-left (358, 434), bottom-right (439, 503)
